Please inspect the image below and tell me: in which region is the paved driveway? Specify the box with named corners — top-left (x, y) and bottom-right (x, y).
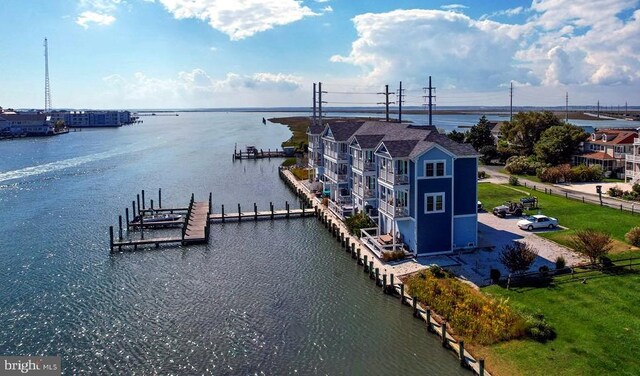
top-left (426, 212), bottom-right (587, 286)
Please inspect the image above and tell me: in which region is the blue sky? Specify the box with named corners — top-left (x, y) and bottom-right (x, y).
top-left (0, 0), bottom-right (638, 109)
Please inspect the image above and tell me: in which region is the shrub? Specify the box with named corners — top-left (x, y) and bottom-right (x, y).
top-left (625, 227), bottom-right (640, 247)
top-left (608, 186), bottom-right (624, 197)
top-left (281, 157), bottom-right (297, 167)
top-left (405, 270), bottom-right (528, 345)
top-left (509, 175), bottom-right (520, 186)
top-left (524, 313), bottom-right (556, 342)
top-left (344, 211), bottom-right (375, 237)
top-left (478, 170), bottom-right (487, 179)
top-left (568, 228), bottom-right (613, 264)
top-left (555, 256), bottom-right (566, 270)
top-left (505, 156), bottom-right (545, 175)
top-left (537, 164), bottom-right (572, 183)
top-left (570, 164), bottom-right (603, 182)
top-left (479, 145), bottom-right (498, 165)
top-left (382, 250), bottom-right (406, 262)
top-left (633, 183), bottom-right (640, 195)
top-left (539, 265), bottom-right (550, 277)
top-left (500, 242), bottom-right (538, 274)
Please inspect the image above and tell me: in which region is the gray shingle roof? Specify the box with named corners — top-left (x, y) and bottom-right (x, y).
top-left (379, 139), bottom-right (420, 158)
top-left (352, 134), bottom-right (385, 149)
top-left (325, 121), bottom-right (365, 141)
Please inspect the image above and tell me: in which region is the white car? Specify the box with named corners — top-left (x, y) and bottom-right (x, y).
top-left (517, 214), bottom-right (558, 231)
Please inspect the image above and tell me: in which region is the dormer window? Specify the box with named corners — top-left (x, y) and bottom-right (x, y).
top-left (602, 134), bottom-right (608, 142)
top-left (591, 133), bottom-right (597, 141)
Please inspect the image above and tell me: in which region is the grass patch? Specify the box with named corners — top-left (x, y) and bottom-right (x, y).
top-left (290, 167), bottom-right (309, 181)
top-left (268, 117), bottom-right (310, 148)
top-left (499, 168), bottom-right (542, 183)
top-left (482, 272), bottom-right (640, 376)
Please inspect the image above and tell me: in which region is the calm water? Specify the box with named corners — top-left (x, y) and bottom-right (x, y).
top-left (0, 112), bottom-right (468, 375)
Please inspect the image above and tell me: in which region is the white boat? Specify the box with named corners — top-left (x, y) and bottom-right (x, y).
top-left (133, 213), bottom-right (182, 223)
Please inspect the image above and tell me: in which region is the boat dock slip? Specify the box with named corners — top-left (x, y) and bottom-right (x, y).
top-left (109, 189), bottom-right (311, 252)
top-left (233, 149), bottom-right (286, 160)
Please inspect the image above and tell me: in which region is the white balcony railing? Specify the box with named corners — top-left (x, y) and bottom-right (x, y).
top-left (353, 159), bottom-right (376, 172)
top-left (325, 149), bottom-right (348, 161)
top-left (626, 154), bottom-right (640, 163)
top-left (360, 227), bottom-right (407, 256)
top-left (379, 200), bottom-right (409, 218)
top-left (634, 137), bottom-right (640, 145)
top-left (379, 169), bottom-right (409, 185)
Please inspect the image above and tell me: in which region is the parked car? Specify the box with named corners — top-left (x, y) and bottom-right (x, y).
top-left (492, 201), bottom-right (524, 217)
top-left (477, 201), bottom-right (483, 211)
top-left (517, 214), bottom-right (558, 230)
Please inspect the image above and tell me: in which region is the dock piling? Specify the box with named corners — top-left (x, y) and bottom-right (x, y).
top-left (270, 202), bottom-right (274, 219)
top-left (479, 359), bottom-right (485, 376)
top-left (238, 204), bottom-right (241, 222)
top-left (442, 321), bottom-right (448, 347)
top-left (459, 341), bottom-right (465, 367)
top-left (286, 201), bottom-right (290, 218)
top-left (118, 215), bottom-right (123, 240)
top-left (158, 188), bottom-right (162, 208)
top-left (400, 284), bottom-right (404, 304)
top-left (150, 199), bottom-right (154, 210)
top-left (363, 255), bottom-right (369, 272)
top-left (375, 268), bottom-right (380, 286)
top-left (382, 273), bottom-right (387, 293)
top-left (254, 203), bottom-right (258, 221)
top-left (221, 205), bottom-right (225, 222)
top-left (140, 214), bottom-right (144, 240)
top-left (132, 200), bottom-right (136, 218)
top-left (136, 194), bottom-right (140, 215)
top-left (412, 296), bottom-right (418, 317)
top-left (209, 192), bottom-right (212, 213)
top-left (125, 208), bottom-right (130, 231)
top-left (109, 226), bottom-right (114, 253)
top-left (369, 261), bottom-right (374, 279)
top-left (142, 190), bottom-right (146, 210)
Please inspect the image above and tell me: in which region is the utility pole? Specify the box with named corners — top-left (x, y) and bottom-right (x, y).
top-left (397, 81), bottom-right (404, 123)
top-left (597, 100), bottom-right (600, 118)
top-left (312, 83), bottom-right (317, 124)
top-left (423, 76), bottom-right (436, 126)
top-left (318, 82), bottom-right (327, 125)
top-left (44, 37), bottom-right (51, 113)
top-left (565, 91), bottom-right (569, 123)
top-left (509, 81), bottom-right (513, 122)
top-left (377, 84), bottom-right (394, 122)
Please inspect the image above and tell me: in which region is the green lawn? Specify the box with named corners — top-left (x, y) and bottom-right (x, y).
top-left (478, 183), bottom-right (640, 254)
top-left (482, 273), bottom-right (640, 376)
top-left (477, 183), bottom-right (640, 375)
top-left (498, 168), bottom-right (542, 183)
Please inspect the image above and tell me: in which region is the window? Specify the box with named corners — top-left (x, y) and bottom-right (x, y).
top-left (424, 193), bottom-right (445, 213)
top-left (424, 161), bottom-right (445, 177)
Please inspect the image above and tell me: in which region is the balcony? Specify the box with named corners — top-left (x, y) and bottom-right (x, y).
top-left (378, 169), bottom-right (409, 186)
top-left (328, 198), bottom-right (354, 219)
top-left (626, 154), bottom-right (640, 163)
top-left (378, 200), bottom-right (409, 218)
top-left (325, 149), bottom-right (348, 161)
top-left (353, 159), bottom-right (376, 172)
top-left (634, 138), bottom-right (640, 145)
top-left (360, 227), bottom-right (409, 258)
top-left (309, 157), bottom-right (323, 168)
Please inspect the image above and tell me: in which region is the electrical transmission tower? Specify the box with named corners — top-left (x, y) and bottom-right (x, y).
top-left (377, 84), bottom-right (395, 122)
top-left (397, 81), bottom-right (404, 123)
top-left (422, 76), bottom-right (436, 126)
top-left (44, 38), bottom-right (52, 113)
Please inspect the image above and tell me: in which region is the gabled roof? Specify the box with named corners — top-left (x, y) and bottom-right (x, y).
top-left (324, 120), bottom-right (365, 141)
top-left (308, 121), bottom-right (324, 135)
top-left (588, 129), bottom-right (637, 145)
top-left (379, 140), bottom-right (420, 158)
top-left (352, 134), bottom-right (385, 149)
top-left (580, 151), bottom-right (616, 160)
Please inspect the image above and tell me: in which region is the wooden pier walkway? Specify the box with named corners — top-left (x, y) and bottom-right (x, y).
top-left (233, 149), bottom-right (286, 160)
top-left (183, 201), bottom-right (209, 243)
top-left (209, 208), bottom-right (315, 222)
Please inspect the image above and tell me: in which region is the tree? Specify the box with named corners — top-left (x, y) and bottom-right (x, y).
top-left (535, 123), bottom-right (587, 165)
top-left (447, 129), bottom-right (466, 143)
top-left (465, 115), bottom-right (495, 151)
top-left (568, 229), bottom-right (613, 264)
top-left (479, 145), bottom-right (498, 165)
top-left (500, 111), bottom-right (564, 156)
top-left (500, 242), bottom-right (538, 274)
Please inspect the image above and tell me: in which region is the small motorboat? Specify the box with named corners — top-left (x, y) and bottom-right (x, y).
top-left (133, 213), bottom-right (182, 223)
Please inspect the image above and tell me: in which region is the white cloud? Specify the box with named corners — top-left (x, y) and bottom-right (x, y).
top-left (331, 9), bottom-right (534, 89)
top-left (322, 5), bottom-right (333, 13)
top-left (332, 2), bottom-right (640, 93)
top-left (215, 72), bottom-right (302, 91)
top-left (156, 0), bottom-right (319, 40)
top-left (102, 69), bottom-right (304, 107)
top-left (440, 4), bottom-right (468, 10)
top-left (481, 6), bottom-right (525, 19)
top-left (76, 11), bottom-right (116, 28)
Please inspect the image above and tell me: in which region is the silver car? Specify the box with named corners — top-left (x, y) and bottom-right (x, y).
top-left (517, 214), bottom-right (558, 230)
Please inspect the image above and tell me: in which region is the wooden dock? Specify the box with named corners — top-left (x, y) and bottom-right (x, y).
top-left (233, 148), bottom-right (286, 160)
top-left (110, 190), bottom-right (312, 252)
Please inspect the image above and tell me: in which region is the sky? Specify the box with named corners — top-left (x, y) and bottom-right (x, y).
top-left (0, 0), bottom-right (638, 109)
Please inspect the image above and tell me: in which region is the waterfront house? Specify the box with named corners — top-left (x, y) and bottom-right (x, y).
top-left (573, 129), bottom-right (636, 179)
top-left (311, 120), bottom-right (478, 257)
top-left (49, 110), bottom-right (132, 127)
top-left (624, 130), bottom-right (640, 183)
top-left (0, 113), bottom-right (55, 137)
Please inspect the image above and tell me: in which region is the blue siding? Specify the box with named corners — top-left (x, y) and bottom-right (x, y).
top-left (453, 216), bottom-right (476, 249)
top-left (453, 158), bottom-right (478, 216)
top-left (416, 178), bottom-right (452, 254)
top-left (409, 161), bottom-right (416, 218)
top-left (415, 147), bottom-right (453, 177)
top-left (397, 220), bottom-right (416, 253)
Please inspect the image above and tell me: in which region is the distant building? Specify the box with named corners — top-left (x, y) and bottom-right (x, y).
top-left (50, 110), bottom-right (132, 127)
top-left (310, 119), bottom-right (478, 256)
top-left (624, 131), bottom-right (640, 184)
top-left (573, 129), bottom-right (636, 179)
top-left (0, 113), bottom-right (54, 137)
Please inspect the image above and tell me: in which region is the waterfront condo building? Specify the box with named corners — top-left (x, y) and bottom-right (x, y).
top-left (309, 120), bottom-right (478, 257)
